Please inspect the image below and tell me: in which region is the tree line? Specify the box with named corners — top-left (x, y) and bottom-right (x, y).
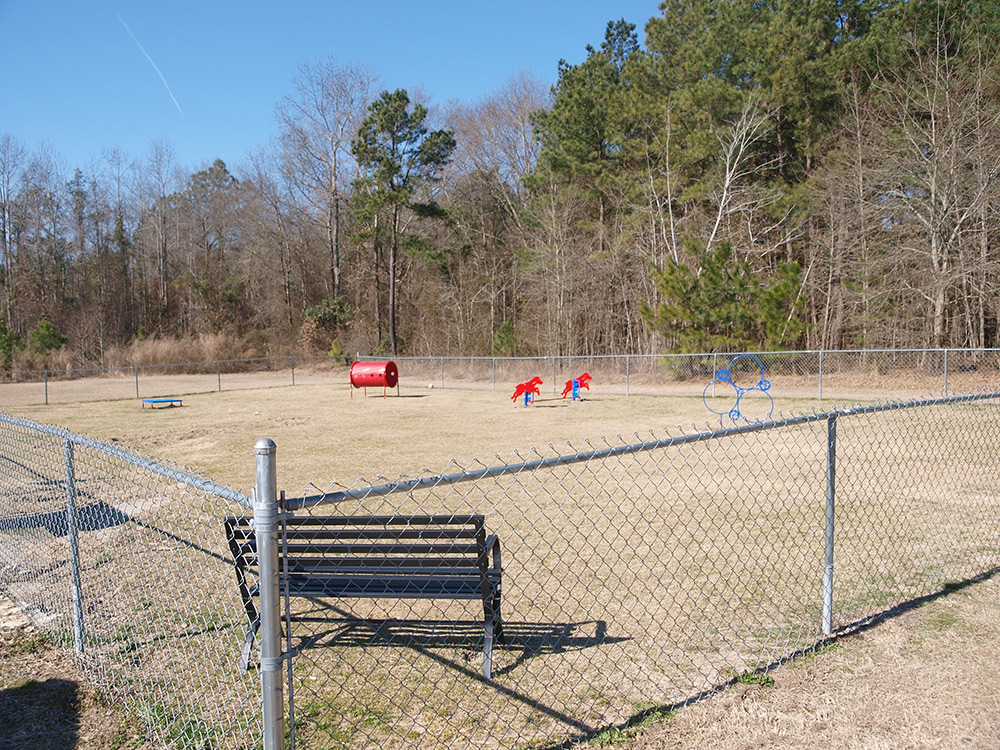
top-left (2, 0), bottom-right (999, 370)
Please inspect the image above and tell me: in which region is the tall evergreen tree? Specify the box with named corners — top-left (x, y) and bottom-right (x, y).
top-left (351, 89), bottom-right (456, 354)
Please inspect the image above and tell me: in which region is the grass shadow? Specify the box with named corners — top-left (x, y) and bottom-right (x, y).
top-left (0, 678), bottom-right (80, 749)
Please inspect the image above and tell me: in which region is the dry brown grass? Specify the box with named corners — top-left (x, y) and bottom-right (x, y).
top-left (627, 572), bottom-right (1000, 750)
top-left (2, 381), bottom-right (999, 749)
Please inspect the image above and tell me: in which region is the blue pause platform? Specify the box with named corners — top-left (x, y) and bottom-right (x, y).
top-left (141, 398), bottom-right (182, 409)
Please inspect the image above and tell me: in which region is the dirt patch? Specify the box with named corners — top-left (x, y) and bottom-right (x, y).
top-left (3, 574), bottom-right (998, 749)
top-left (0, 621), bottom-right (153, 750)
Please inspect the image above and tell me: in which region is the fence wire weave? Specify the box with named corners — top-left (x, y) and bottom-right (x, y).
top-left (2, 348), bottom-right (1000, 407)
top-left (0, 415), bottom-right (260, 749)
top-left (2, 391), bottom-right (1000, 749)
top-left (279, 392), bottom-right (1000, 749)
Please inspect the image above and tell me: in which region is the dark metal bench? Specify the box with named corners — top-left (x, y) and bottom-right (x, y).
top-left (224, 514), bottom-right (505, 679)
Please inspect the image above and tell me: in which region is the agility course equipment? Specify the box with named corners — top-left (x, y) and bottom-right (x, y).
top-left (350, 361), bottom-right (399, 397)
top-left (561, 372), bottom-right (592, 400)
top-left (703, 354), bottom-right (773, 424)
top-left (511, 377), bottom-right (543, 405)
top-left (141, 397), bottom-right (182, 409)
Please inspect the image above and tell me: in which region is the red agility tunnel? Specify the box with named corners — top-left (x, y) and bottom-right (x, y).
top-left (349, 360), bottom-right (399, 397)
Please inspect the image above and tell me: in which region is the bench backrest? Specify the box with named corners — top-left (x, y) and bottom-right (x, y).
top-left (225, 514), bottom-right (494, 580)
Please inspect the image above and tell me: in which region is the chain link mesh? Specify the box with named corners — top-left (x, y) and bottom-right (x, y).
top-left (388, 349), bottom-right (998, 400)
top-left (0, 415), bottom-right (261, 749)
top-left (3, 392), bottom-right (1000, 749)
top-left (277, 391), bottom-right (1000, 749)
top-left (3, 349), bottom-right (999, 407)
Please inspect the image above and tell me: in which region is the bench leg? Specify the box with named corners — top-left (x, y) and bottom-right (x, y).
top-left (482, 619), bottom-right (494, 680)
top-left (239, 618), bottom-right (260, 672)
top-left (493, 593), bottom-right (505, 645)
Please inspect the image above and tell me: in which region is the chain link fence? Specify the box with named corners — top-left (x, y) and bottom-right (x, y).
top-left (2, 390), bottom-right (1000, 748)
top-left (2, 349), bottom-right (999, 407)
top-left (0, 414), bottom-right (261, 748)
top-left (385, 349), bottom-right (1000, 400)
top-left (270, 390), bottom-right (1000, 749)
top-left (0, 355), bottom-right (349, 407)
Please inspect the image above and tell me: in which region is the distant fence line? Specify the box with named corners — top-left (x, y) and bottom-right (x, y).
top-left (3, 348), bottom-right (1000, 407)
top-left (2, 389), bottom-right (1000, 747)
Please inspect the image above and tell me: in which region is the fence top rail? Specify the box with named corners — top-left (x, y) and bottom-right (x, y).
top-left (360, 348), bottom-right (1000, 362)
top-left (286, 389), bottom-right (1000, 511)
top-left (0, 412), bottom-right (253, 509)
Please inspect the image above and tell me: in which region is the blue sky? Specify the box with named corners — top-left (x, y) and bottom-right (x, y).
top-left (1, 1), bottom-right (662, 173)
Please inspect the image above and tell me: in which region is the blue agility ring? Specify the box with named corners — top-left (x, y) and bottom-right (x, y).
top-left (703, 355), bottom-right (774, 425)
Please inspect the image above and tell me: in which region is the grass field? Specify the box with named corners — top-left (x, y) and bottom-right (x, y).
top-left (2, 380), bottom-right (1000, 748)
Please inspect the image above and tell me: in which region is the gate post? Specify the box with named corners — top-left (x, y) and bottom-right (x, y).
top-left (254, 438), bottom-right (284, 750)
top-left (822, 416), bottom-right (837, 636)
top-left (64, 439), bottom-right (85, 653)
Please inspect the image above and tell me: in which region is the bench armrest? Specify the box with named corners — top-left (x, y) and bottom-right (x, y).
top-left (485, 534), bottom-right (502, 574)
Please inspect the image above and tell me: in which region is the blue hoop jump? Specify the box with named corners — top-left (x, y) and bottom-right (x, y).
top-left (702, 354), bottom-right (774, 425)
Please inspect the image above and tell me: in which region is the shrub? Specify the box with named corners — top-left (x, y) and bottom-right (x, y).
top-left (28, 318), bottom-right (67, 354)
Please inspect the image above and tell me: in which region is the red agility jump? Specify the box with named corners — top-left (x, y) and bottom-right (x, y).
top-left (513, 373), bottom-right (593, 405)
top-left (511, 376), bottom-right (543, 404)
top-left (561, 372), bottom-right (592, 400)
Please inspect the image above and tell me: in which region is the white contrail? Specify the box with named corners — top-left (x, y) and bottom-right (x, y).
top-left (117, 13), bottom-right (183, 115)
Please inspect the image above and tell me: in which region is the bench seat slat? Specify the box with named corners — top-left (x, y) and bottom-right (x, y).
top-left (241, 555), bottom-right (492, 569)
top-left (284, 514), bottom-right (484, 526)
top-left (278, 542), bottom-right (483, 555)
top-left (231, 528), bottom-right (480, 542)
top-left (284, 577), bottom-right (489, 598)
top-left (286, 559), bottom-right (487, 571)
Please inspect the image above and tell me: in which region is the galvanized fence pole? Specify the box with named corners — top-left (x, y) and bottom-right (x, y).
top-left (63, 438), bottom-right (85, 653)
top-left (290, 356), bottom-right (295, 386)
top-left (943, 348), bottom-right (949, 393)
top-left (551, 356), bottom-right (557, 393)
top-left (44, 370), bottom-right (49, 405)
top-left (819, 349), bottom-right (824, 400)
top-left (626, 354), bottom-right (630, 396)
top-left (134, 366), bottom-right (139, 398)
top-left (254, 438), bottom-right (284, 750)
top-left (822, 415), bottom-right (837, 636)
top-left (492, 358), bottom-right (496, 392)
top-left (712, 354), bottom-right (718, 398)
top-left (440, 358), bottom-right (445, 389)
top-left (217, 361), bottom-right (222, 392)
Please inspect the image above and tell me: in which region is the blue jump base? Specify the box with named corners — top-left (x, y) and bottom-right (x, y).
top-left (141, 398), bottom-right (182, 409)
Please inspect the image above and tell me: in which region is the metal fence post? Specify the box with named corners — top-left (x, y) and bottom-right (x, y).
top-left (44, 370), bottom-right (49, 406)
top-left (134, 365), bottom-right (139, 398)
top-left (440, 358), bottom-right (445, 389)
top-left (712, 354), bottom-right (717, 398)
top-left (943, 348), bottom-right (949, 393)
top-left (551, 356), bottom-right (556, 393)
top-left (254, 438), bottom-right (284, 750)
top-left (819, 349), bottom-right (824, 400)
top-left (626, 355), bottom-right (630, 396)
top-left (492, 358), bottom-right (496, 392)
top-left (64, 439), bottom-right (85, 653)
top-left (290, 356), bottom-right (295, 386)
top-left (217, 361), bottom-right (222, 392)
top-left (822, 416), bottom-right (837, 636)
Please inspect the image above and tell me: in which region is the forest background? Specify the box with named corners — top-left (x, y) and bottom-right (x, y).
top-left (2, 0), bottom-right (999, 371)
